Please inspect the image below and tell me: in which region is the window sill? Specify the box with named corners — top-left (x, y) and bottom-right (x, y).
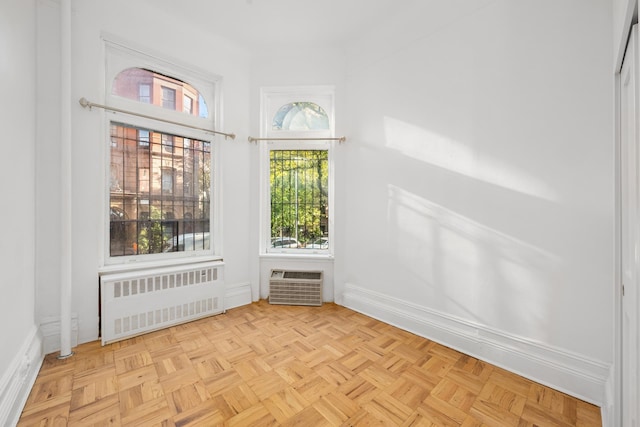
top-left (99, 255), bottom-right (224, 275)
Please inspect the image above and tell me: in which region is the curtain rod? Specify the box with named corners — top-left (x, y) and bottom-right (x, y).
top-left (78, 97), bottom-right (236, 140)
top-left (248, 136), bottom-right (346, 143)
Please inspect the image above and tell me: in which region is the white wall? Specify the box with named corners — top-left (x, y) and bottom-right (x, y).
top-left (0, 0), bottom-right (37, 371)
top-left (0, 0), bottom-right (43, 424)
top-left (36, 0), bottom-right (253, 347)
top-left (340, 0), bottom-right (613, 404)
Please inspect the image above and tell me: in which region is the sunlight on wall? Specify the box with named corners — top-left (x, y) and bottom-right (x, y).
top-left (384, 117), bottom-right (558, 202)
top-left (387, 184), bottom-right (558, 334)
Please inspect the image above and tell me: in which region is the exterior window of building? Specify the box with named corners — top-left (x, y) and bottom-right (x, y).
top-left (138, 129), bottom-right (150, 147)
top-left (162, 168), bottom-right (174, 194)
top-left (138, 83), bottom-right (151, 103)
top-left (161, 86), bottom-right (176, 110)
top-left (261, 89), bottom-right (334, 254)
top-left (139, 167), bottom-right (149, 193)
top-left (183, 95), bottom-right (193, 114)
top-left (162, 133), bottom-right (174, 153)
top-left (184, 171), bottom-right (193, 196)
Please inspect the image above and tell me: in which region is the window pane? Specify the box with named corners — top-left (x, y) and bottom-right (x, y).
top-left (161, 86), bottom-right (176, 110)
top-left (138, 129), bottom-right (150, 147)
top-left (109, 122), bottom-right (212, 256)
top-left (272, 102), bottom-right (329, 130)
top-left (112, 67), bottom-right (209, 118)
top-left (183, 95), bottom-right (193, 114)
top-left (270, 150), bottom-right (329, 250)
top-left (138, 84), bottom-right (151, 103)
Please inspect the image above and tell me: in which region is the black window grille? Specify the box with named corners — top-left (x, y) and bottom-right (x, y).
top-left (109, 122), bottom-right (211, 256)
top-left (270, 150), bottom-right (328, 250)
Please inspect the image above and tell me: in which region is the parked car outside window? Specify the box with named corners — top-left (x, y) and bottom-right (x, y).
top-left (306, 237), bottom-right (328, 249)
top-left (271, 237), bottom-right (299, 248)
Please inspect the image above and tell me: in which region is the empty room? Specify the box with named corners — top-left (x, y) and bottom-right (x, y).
top-left (1, 0), bottom-right (637, 425)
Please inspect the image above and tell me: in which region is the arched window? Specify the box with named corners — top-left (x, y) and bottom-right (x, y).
top-left (272, 102), bottom-right (329, 131)
top-left (261, 89), bottom-right (334, 255)
top-left (106, 43), bottom-right (218, 262)
top-left (112, 67), bottom-right (209, 119)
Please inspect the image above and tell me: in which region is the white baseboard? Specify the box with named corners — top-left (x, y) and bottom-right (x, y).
top-left (0, 326), bottom-right (44, 427)
top-left (40, 314), bottom-right (79, 355)
top-left (225, 282), bottom-right (252, 310)
top-left (342, 283), bottom-right (609, 406)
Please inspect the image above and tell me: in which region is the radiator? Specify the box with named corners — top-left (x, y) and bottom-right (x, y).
top-left (269, 269), bottom-right (323, 306)
top-left (100, 261), bottom-right (224, 345)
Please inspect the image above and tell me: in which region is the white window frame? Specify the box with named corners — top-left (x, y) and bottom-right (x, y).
top-left (259, 86), bottom-right (335, 256)
top-left (103, 38), bottom-right (222, 266)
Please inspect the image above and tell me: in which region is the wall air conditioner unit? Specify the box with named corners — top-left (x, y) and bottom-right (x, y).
top-left (269, 270), bottom-right (323, 306)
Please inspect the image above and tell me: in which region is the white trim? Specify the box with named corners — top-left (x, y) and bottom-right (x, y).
top-left (342, 283), bottom-right (609, 406)
top-left (0, 326), bottom-right (44, 427)
top-left (224, 282), bottom-right (253, 309)
top-left (610, 58), bottom-right (623, 427)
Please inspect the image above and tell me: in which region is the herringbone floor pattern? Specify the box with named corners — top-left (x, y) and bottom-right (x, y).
top-left (18, 301), bottom-right (601, 426)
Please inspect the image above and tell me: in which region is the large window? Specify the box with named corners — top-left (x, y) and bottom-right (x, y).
top-left (270, 150), bottom-right (329, 249)
top-left (261, 89), bottom-right (334, 254)
top-left (109, 123), bottom-right (211, 257)
top-left (106, 42), bottom-right (218, 262)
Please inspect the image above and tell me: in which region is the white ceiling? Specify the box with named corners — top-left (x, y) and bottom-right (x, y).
top-left (142, 0), bottom-right (402, 49)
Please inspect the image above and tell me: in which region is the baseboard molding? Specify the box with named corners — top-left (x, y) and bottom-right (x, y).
top-left (40, 314), bottom-right (79, 356)
top-left (0, 326), bottom-right (44, 427)
top-left (225, 282), bottom-right (252, 310)
top-left (342, 283), bottom-right (609, 406)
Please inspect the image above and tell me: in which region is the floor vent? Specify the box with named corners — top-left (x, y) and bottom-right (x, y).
top-left (100, 261), bottom-right (224, 345)
top-left (269, 269), bottom-right (323, 306)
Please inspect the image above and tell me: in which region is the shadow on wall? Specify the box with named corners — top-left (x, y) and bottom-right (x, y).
top-left (386, 183), bottom-right (560, 339)
top-left (353, 116), bottom-right (574, 342)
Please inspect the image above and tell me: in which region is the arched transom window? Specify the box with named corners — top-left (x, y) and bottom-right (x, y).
top-left (272, 102), bottom-right (329, 131)
top-left (112, 67), bottom-right (209, 119)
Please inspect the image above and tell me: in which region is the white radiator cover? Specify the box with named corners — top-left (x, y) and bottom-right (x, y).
top-left (269, 269), bottom-right (323, 306)
top-left (100, 261), bottom-right (224, 345)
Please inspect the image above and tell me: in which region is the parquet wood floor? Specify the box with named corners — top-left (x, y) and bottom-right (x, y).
top-left (18, 301), bottom-right (602, 426)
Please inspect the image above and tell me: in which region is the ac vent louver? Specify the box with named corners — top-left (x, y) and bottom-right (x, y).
top-left (269, 269), bottom-right (323, 306)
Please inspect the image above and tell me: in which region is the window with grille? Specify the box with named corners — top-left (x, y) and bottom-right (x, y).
top-left (106, 43), bottom-right (219, 263)
top-left (109, 123), bottom-right (211, 257)
top-left (261, 88), bottom-right (334, 254)
top-left (270, 150), bottom-right (328, 250)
